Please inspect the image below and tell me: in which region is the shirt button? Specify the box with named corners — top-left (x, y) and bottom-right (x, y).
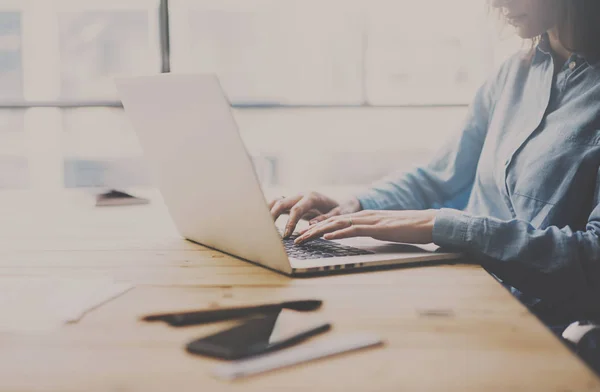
top-left (569, 61), bottom-right (577, 70)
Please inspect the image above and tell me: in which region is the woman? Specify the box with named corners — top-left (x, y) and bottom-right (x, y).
top-left (271, 0), bottom-right (600, 341)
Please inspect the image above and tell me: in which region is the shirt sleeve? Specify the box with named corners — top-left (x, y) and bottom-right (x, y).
top-left (432, 200), bottom-right (600, 315)
top-left (356, 77), bottom-right (496, 212)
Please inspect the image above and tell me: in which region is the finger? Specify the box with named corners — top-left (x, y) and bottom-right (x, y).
top-left (268, 197), bottom-right (283, 210)
top-left (309, 207), bottom-right (341, 226)
top-left (302, 208), bottom-right (323, 221)
top-left (284, 198), bottom-right (318, 238)
top-left (268, 196), bottom-right (291, 210)
top-left (300, 215), bottom-right (331, 235)
top-left (300, 214), bottom-right (373, 240)
top-left (294, 217), bottom-right (350, 244)
top-left (270, 195), bottom-right (302, 221)
top-left (323, 225), bottom-right (369, 240)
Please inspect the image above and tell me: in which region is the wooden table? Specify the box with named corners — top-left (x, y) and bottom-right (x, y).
top-left (1, 189), bottom-right (599, 392)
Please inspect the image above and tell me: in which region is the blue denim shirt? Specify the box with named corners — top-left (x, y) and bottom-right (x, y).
top-left (357, 35), bottom-right (600, 322)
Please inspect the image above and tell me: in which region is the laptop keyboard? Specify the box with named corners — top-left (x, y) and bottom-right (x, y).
top-left (279, 230), bottom-right (374, 260)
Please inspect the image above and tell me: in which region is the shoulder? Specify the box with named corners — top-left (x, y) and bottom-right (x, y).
top-left (488, 49), bottom-right (534, 91)
top-left (475, 49), bottom-right (538, 112)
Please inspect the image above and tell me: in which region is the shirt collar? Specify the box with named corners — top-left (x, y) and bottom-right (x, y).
top-left (535, 32), bottom-right (600, 69)
top-left (531, 33), bottom-right (552, 66)
top-left (537, 33), bottom-right (552, 56)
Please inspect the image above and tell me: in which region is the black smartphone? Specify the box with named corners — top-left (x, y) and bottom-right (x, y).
top-left (186, 309), bottom-right (331, 360)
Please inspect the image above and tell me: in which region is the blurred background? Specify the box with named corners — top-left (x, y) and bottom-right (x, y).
top-left (0, 0), bottom-right (521, 192)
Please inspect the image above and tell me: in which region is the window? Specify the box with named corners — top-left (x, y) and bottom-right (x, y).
top-left (170, 0), bottom-right (509, 106)
top-left (59, 8), bottom-right (160, 99)
top-left (0, 0), bottom-right (521, 191)
top-left (0, 11), bottom-right (22, 99)
top-left (365, 1), bottom-right (492, 105)
top-left (0, 0), bottom-right (160, 189)
top-left (0, 7), bottom-right (25, 189)
top-left (55, 2), bottom-right (160, 188)
top-left (169, 0), bottom-right (365, 105)
top-left (168, 0), bottom-right (520, 188)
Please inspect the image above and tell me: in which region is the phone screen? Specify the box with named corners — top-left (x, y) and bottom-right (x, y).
top-left (186, 309), bottom-right (330, 360)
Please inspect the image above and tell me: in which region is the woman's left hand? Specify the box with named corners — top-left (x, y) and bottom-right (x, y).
top-left (294, 209), bottom-right (439, 245)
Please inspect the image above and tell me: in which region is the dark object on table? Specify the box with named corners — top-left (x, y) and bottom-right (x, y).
top-left (577, 328), bottom-right (600, 374)
top-left (141, 299), bottom-right (323, 327)
top-left (185, 309), bottom-right (331, 360)
top-left (96, 189), bottom-right (150, 207)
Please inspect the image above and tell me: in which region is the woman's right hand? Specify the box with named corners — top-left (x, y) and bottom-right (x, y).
top-left (269, 192), bottom-right (362, 238)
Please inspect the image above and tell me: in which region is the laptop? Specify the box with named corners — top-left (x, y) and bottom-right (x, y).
top-left (115, 74), bottom-right (461, 276)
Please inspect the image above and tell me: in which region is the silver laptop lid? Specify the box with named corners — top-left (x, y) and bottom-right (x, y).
top-left (116, 74), bottom-right (291, 274)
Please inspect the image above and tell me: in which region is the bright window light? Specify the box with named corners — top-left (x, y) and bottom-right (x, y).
top-left (0, 0), bottom-right (523, 190)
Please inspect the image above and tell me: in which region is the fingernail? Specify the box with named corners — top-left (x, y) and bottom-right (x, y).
top-left (284, 228), bottom-right (291, 238)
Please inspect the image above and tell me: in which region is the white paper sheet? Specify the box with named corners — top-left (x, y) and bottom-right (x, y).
top-left (0, 277), bottom-right (133, 332)
top-left (212, 333), bottom-right (384, 380)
